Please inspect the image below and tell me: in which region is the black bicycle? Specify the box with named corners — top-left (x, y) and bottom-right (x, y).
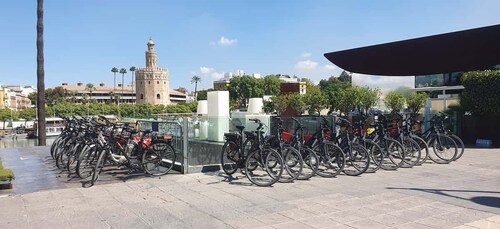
top-left (221, 119), bottom-right (284, 187)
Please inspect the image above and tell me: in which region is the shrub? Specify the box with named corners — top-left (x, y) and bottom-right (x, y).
top-left (384, 91), bottom-right (406, 112)
top-left (460, 70), bottom-right (500, 116)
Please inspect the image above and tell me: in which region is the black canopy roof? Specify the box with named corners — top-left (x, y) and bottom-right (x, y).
top-left (324, 24), bottom-right (500, 76)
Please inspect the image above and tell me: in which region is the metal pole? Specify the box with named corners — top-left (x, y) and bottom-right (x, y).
top-left (182, 117), bottom-right (189, 174)
top-left (443, 89), bottom-right (447, 112)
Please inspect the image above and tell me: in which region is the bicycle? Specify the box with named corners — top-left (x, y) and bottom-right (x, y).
top-left (221, 119), bottom-right (284, 187)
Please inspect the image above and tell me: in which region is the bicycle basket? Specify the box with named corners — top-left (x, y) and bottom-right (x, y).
top-left (224, 132), bottom-right (240, 142)
top-left (281, 131), bottom-right (293, 144)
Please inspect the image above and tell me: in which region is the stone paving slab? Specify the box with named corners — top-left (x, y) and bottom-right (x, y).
top-left (0, 147), bottom-right (499, 228)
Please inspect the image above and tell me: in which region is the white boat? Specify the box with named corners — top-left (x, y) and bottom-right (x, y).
top-left (28, 117), bottom-right (65, 138)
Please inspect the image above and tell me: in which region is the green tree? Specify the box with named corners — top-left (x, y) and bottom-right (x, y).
top-left (85, 83), bottom-right (96, 101)
top-left (228, 76), bottom-right (265, 109)
top-left (196, 89), bottom-right (213, 101)
top-left (191, 75), bottom-right (201, 101)
top-left (28, 92), bottom-right (37, 105)
top-left (335, 87), bottom-right (358, 116)
top-left (271, 95), bottom-right (289, 115)
top-left (263, 100), bottom-right (274, 114)
top-left (262, 75), bottom-right (281, 96)
top-left (406, 93), bottom-right (428, 114)
top-left (460, 70), bottom-right (500, 116)
top-left (320, 75), bottom-right (352, 114)
top-left (0, 109), bottom-right (12, 129)
top-left (111, 67), bottom-right (118, 103)
top-left (287, 93), bottom-right (306, 115)
top-left (384, 91), bottom-right (406, 112)
top-left (357, 87), bottom-right (381, 112)
top-left (119, 68), bottom-right (127, 104)
top-left (129, 66), bottom-right (136, 88)
top-left (303, 86), bottom-right (327, 115)
top-left (37, 0), bottom-right (46, 145)
top-left (338, 70), bottom-right (352, 84)
top-left (18, 108), bottom-right (36, 121)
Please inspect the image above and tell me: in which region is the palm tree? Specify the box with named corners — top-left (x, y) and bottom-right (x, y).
top-left (37, 0), bottom-right (46, 146)
top-left (85, 83), bottom-right (96, 101)
top-left (111, 67), bottom-right (118, 103)
top-left (191, 75), bottom-right (201, 101)
top-left (129, 66), bottom-right (136, 89)
top-left (119, 68), bottom-right (127, 104)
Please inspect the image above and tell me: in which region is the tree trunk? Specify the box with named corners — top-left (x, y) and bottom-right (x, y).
top-left (121, 75), bottom-right (124, 104)
top-left (194, 82), bottom-right (198, 101)
top-left (131, 72), bottom-right (134, 92)
top-left (37, 0), bottom-right (46, 146)
top-left (113, 73), bottom-right (116, 104)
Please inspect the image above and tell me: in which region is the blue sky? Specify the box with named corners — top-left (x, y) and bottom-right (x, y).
top-left (0, 0), bottom-right (499, 92)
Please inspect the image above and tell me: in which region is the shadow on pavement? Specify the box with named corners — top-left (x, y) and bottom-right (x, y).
top-left (470, 196), bottom-right (500, 208)
top-left (387, 187), bottom-right (500, 208)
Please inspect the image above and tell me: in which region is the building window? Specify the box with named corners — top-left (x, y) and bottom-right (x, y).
top-left (164, 82), bottom-right (166, 84)
top-left (156, 94), bottom-right (160, 99)
top-left (140, 81), bottom-right (142, 85)
top-left (157, 81), bottom-right (159, 84)
top-left (148, 81), bottom-right (151, 84)
top-left (140, 94), bottom-right (144, 99)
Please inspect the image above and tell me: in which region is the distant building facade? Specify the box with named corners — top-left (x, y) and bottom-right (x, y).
top-left (0, 84), bottom-right (35, 111)
top-left (57, 82), bottom-right (186, 104)
top-left (135, 38), bottom-right (170, 105)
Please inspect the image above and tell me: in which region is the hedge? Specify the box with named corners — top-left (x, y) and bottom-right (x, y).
top-left (460, 70), bottom-right (500, 116)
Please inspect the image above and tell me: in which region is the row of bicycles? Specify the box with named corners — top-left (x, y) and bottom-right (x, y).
top-left (49, 116), bottom-right (177, 186)
top-left (220, 112), bottom-right (464, 187)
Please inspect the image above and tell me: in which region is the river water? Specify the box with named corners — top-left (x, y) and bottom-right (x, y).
top-left (0, 137), bottom-right (56, 149)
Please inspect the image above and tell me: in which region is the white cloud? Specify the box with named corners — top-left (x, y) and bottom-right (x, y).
top-left (324, 64), bottom-right (336, 71)
top-left (200, 67), bottom-right (214, 74)
top-left (218, 36), bottom-right (238, 46)
top-left (295, 60), bottom-right (318, 70)
top-left (301, 52), bottom-right (312, 58)
top-left (352, 73), bottom-right (414, 94)
top-left (211, 72), bottom-right (225, 80)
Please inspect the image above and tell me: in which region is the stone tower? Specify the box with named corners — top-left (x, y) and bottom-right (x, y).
top-left (135, 38), bottom-right (170, 105)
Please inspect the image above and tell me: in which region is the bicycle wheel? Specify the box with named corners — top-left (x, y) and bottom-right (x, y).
top-left (380, 139), bottom-right (405, 170)
top-left (314, 142), bottom-right (345, 178)
top-left (245, 148), bottom-right (283, 187)
top-left (50, 136), bottom-right (63, 159)
top-left (76, 144), bottom-right (98, 179)
top-left (428, 134), bottom-right (457, 163)
top-left (342, 144), bottom-right (370, 176)
top-left (56, 144), bottom-right (71, 170)
top-left (90, 149), bottom-right (107, 186)
top-left (278, 146), bottom-right (303, 183)
top-left (297, 147), bottom-right (319, 180)
top-left (221, 141), bottom-right (240, 175)
top-left (142, 141), bottom-right (176, 176)
top-left (400, 137), bottom-right (421, 168)
top-left (363, 139), bottom-right (383, 173)
top-left (67, 143), bottom-right (85, 173)
top-left (449, 134), bottom-right (465, 161)
top-left (411, 136), bottom-right (429, 166)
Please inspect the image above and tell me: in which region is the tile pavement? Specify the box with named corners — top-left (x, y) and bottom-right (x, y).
top-left (0, 147), bottom-right (499, 228)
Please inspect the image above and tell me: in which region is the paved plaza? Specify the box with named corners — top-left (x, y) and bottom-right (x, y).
top-left (0, 147), bottom-right (499, 229)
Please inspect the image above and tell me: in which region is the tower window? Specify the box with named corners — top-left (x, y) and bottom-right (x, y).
top-left (156, 94), bottom-right (160, 99)
top-left (157, 81), bottom-right (159, 84)
top-left (140, 81), bottom-right (142, 85)
top-left (148, 81), bottom-right (151, 84)
top-left (164, 82), bottom-right (166, 84)
top-left (140, 94), bottom-right (144, 99)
